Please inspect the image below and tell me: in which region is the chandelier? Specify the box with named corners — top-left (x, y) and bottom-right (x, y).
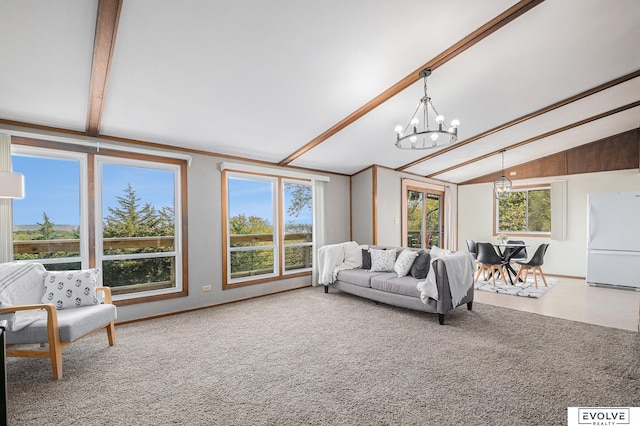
top-left (494, 150), bottom-right (512, 200)
top-left (395, 68), bottom-right (460, 150)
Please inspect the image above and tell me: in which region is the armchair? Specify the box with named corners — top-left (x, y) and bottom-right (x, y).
top-left (0, 263), bottom-right (117, 380)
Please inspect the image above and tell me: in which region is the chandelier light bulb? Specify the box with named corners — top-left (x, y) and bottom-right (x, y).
top-left (430, 133), bottom-right (439, 141)
top-left (448, 127), bottom-right (454, 133)
top-left (410, 117), bottom-right (419, 127)
top-left (435, 115), bottom-right (445, 124)
top-left (410, 135), bottom-right (417, 143)
top-left (450, 119), bottom-right (460, 128)
top-left (394, 125), bottom-right (403, 134)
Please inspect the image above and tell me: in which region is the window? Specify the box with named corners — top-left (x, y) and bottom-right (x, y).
top-left (97, 158), bottom-right (183, 299)
top-left (223, 171), bottom-right (313, 287)
top-left (283, 180), bottom-right (313, 272)
top-left (12, 148), bottom-right (86, 270)
top-left (496, 186), bottom-right (551, 234)
top-left (11, 141), bottom-right (188, 303)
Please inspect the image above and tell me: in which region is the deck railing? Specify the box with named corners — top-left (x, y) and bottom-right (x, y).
top-left (13, 232), bottom-right (313, 284)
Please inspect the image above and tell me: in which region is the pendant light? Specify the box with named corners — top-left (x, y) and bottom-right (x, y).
top-left (494, 150), bottom-right (512, 200)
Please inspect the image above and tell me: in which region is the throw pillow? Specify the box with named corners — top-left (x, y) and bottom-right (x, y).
top-left (370, 248), bottom-right (397, 272)
top-left (41, 268), bottom-right (101, 310)
top-left (342, 241), bottom-right (362, 269)
top-left (410, 251), bottom-right (431, 279)
top-left (361, 249), bottom-right (372, 270)
top-left (429, 245), bottom-right (451, 259)
top-left (394, 249), bottom-right (419, 277)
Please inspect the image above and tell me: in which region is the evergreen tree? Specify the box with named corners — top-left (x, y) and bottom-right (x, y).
top-left (101, 184), bottom-right (174, 288)
top-left (103, 184), bottom-right (167, 237)
top-left (36, 212), bottom-right (55, 240)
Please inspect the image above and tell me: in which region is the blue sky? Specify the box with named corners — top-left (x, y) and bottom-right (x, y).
top-left (11, 156), bottom-right (312, 226)
top-left (228, 177), bottom-right (312, 226)
top-left (12, 156), bottom-right (174, 226)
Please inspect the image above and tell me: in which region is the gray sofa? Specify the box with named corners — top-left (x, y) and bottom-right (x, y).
top-left (324, 246), bottom-right (474, 325)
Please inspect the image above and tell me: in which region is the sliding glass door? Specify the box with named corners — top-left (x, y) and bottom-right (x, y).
top-left (403, 182), bottom-right (444, 249)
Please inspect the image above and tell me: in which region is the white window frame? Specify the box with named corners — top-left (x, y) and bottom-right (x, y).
top-left (495, 185), bottom-right (551, 236)
top-left (225, 172), bottom-right (279, 285)
top-left (95, 155), bottom-right (183, 300)
top-left (281, 178), bottom-right (313, 275)
top-left (11, 145), bottom-right (90, 268)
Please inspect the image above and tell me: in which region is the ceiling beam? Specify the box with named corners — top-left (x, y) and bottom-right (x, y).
top-left (277, 0), bottom-right (545, 166)
top-left (86, 0), bottom-right (122, 137)
top-left (425, 100), bottom-right (640, 179)
top-left (398, 69), bottom-right (640, 172)
top-left (459, 129), bottom-right (639, 185)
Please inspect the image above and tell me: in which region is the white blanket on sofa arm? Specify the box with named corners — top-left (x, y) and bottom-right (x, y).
top-left (316, 241), bottom-right (365, 285)
top-left (417, 251), bottom-right (475, 306)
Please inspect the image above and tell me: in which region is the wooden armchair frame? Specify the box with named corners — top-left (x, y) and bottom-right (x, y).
top-left (0, 287), bottom-right (116, 380)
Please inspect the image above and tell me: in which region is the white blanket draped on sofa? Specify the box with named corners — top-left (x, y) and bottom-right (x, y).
top-left (316, 241), bottom-right (365, 285)
top-left (417, 251), bottom-right (475, 306)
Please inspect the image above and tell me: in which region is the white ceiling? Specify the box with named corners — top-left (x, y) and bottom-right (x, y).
top-left (0, 0), bottom-right (639, 182)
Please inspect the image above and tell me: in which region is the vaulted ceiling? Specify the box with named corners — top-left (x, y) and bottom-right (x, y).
top-left (1, 0), bottom-right (639, 182)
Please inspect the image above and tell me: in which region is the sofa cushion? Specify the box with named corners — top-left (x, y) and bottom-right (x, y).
top-left (361, 249), bottom-right (371, 270)
top-left (410, 251), bottom-right (431, 279)
top-left (370, 274), bottom-right (422, 298)
top-left (370, 248), bottom-right (397, 272)
top-left (394, 249), bottom-right (418, 277)
top-left (335, 269), bottom-right (386, 288)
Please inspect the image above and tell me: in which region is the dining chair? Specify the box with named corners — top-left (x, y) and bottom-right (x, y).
top-left (501, 239), bottom-right (527, 279)
top-left (475, 242), bottom-right (506, 286)
top-left (504, 239), bottom-right (527, 262)
top-left (465, 239), bottom-right (477, 259)
top-left (514, 243), bottom-right (550, 288)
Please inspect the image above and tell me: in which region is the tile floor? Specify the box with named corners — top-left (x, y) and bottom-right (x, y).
top-left (473, 276), bottom-right (640, 332)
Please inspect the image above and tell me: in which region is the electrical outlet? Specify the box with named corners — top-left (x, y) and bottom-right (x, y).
top-left (202, 285), bottom-right (212, 292)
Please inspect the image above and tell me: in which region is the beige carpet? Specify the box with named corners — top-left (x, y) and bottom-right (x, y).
top-left (6, 286), bottom-right (640, 425)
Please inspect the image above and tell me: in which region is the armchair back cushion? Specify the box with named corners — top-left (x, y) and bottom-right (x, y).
top-left (0, 262), bottom-right (46, 306)
top-left (0, 262), bottom-right (47, 331)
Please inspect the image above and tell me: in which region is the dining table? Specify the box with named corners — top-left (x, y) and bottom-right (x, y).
top-left (493, 242), bottom-right (529, 285)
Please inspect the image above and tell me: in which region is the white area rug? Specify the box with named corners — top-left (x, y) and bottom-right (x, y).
top-left (474, 277), bottom-right (557, 298)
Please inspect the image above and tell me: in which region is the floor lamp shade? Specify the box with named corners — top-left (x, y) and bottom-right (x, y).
top-left (0, 171), bottom-right (24, 199)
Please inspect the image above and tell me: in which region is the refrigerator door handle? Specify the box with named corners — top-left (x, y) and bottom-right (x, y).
top-left (588, 204), bottom-right (595, 245)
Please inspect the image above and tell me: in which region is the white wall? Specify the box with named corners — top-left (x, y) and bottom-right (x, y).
top-left (351, 168), bottom-right (373, 245)
top-left (351, 166), bottom-right (455, 247)
top-left (458, 169), bottom-right (640, 277)
top-left (376, 167), bottom-right (402, 246)
top-left (114, 153), bottom-right (351, 322)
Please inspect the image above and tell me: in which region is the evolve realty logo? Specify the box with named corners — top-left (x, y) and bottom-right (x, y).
top-left (577, 408), bottom-right (630, 426)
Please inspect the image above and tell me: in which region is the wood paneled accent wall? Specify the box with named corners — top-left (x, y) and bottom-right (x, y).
top-left (460, 129), bottom-right (639, 185)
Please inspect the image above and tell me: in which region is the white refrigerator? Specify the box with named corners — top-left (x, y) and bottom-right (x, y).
top-left (586, 191), bottom-right (640, 289)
